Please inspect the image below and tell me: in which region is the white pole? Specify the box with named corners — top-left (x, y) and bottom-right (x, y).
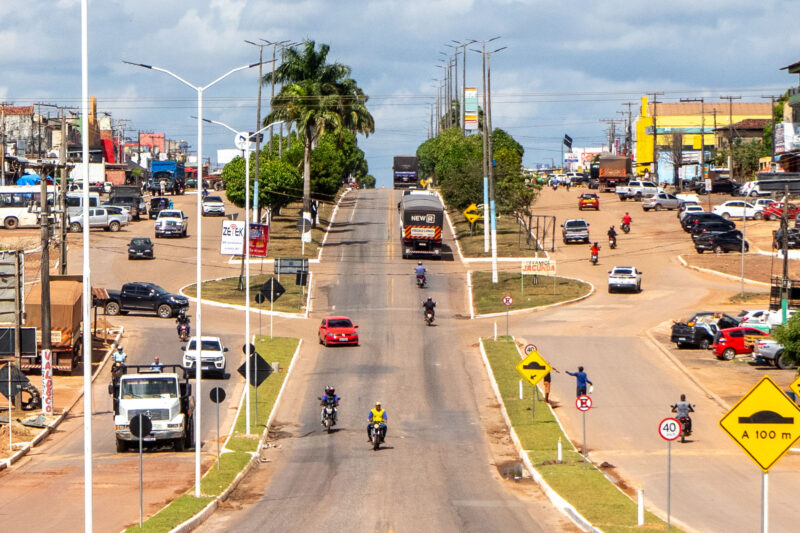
top-left (244, 147), bottom-right (251, 434)
top-left (80, 1), bottom-right (93, 529)
top-left (762, 471), bottom-right (768, 533)
top-left (557, 437), bottom-right (562, 462)
top-left (194, 88), bottom-right (203, 498)
top-left (493, 321), bottom-right (497, 341)
top-left (637, 485), bottom-right (644, 526)
top-left (518, 380), bottom-right (522, 400)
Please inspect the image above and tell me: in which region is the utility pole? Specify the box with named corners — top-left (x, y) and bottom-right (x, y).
top-left (720, 96), bottom-right (741, 180)
top-left (621, 102), bottom-right (635, 156)
top-left (648, 92), bottom-right (664, 179)
top-left (39, 165), bottom-right (52, 356)
top-left (761, 95), bottom-right (778, 170)
top-left (246, 40), bottom-right (278, 224)
top-left (60, 112), bottom-right (68, 274)
top-left (451, 40), bottom-right (476, 135)
top-left (600, 119), bottom-right (622, 153)
top-left (1, 102), bottom-right (6, 185)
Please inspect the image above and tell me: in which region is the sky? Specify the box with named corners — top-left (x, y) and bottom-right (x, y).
top-left (2, 0), bottom-right (799, 188)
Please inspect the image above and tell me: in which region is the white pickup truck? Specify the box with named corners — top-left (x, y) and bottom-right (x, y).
top-left (616, 181), bottom-right (660, 201)
top-left (154, 209), bottom-right (189, 238)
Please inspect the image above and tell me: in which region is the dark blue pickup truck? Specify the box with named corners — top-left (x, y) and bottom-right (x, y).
top-left (99, 282), bottom-right (188, 318)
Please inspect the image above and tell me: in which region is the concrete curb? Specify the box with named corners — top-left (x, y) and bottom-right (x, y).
top-left (168, 339), bottom-right (303, 533)
top-left (0, 328), bottom-right (123, 472)
top-left (677, 255), bottom-right (770, 287)
top-left (477, 339), bottom-right (598, 533)
top-left (178, 277), bottom-right (308, 320)
top-left (473, 276), bottom-right (595, 320)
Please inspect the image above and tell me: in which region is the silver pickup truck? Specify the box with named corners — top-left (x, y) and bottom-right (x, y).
top-left (68, 207), bottom-right (129, 232)
top-left (752, 339), bottom-right (794, 369)
top-left (561, 219), bottom-right (590, 244)
top-left (617, 181), bottom-right (660, 201)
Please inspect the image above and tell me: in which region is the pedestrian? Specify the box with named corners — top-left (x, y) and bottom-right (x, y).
top-left (150, 356), bottom-right (163, 372)
top-left (543, 367), bottom-right (560, 403)
top-left (566, 366), bottom-right (593, 397)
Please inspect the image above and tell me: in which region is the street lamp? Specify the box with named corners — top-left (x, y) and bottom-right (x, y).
top-left (123, 58), bottom-right (265, 498)
top-left (197, 117), bottom-right (283, 435)
top-left (451, 40), bottom-right (477, 135)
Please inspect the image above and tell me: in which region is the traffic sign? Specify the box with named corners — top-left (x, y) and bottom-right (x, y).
top-left (719, 376), bottom-right (800, 472)
top-left (260, 278), bottom-right (285, 302)
top-left (515, 347), bottom-right (551, 388)
top-left (234, 131), bottom-right (251, 151)
top-left (296, 217), bottom-right (312, 233)
top-left (255, 292), bottom-right (266, 304)
top-left (524, 344), bottom-right (537, 355)
top-left (274, 257), bottom-right (308, 275)
top-left (209, 387), bottom-right (226, 404)
top-left (790, 375), bottom-right (800, 402)
top-left (502, 295), bottom-right (513, 306)
top-left (130, 414), bottom-right (152, 439)
top-left (576, 395), bottom-right (592, 412)
top-left (659, 417), bottom-right (682, 441)
top-left (237, 352), bottom-right (273, 388)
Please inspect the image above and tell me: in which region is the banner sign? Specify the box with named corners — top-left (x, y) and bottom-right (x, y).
top-left (249, 223), bottom-right (269, 257)
top-left (220, 220), bottom-right (246, 255)
top-left (464, 88), bottom-right (478, 131)
top-left (521, 259), bottom-right (556, 276)
top-left (41, 349), bottom-right (53, 415)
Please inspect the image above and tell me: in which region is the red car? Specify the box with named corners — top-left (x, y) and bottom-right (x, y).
top-left (712, 326), bottom-right (769, 360)
top-left (578, 193), bottom-right (599, 210)
top-left (318, 316), bottom-right (359, 346)
top-left (761, 202), bottom-right (800, 221)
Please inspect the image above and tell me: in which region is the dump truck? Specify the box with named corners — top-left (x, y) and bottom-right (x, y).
top-left (23, 278), bottom-right (83, 372)
top-left (589, 154), bottom-right (632, 192)
top-left (399, 192), bottom-right (444, 259)
top-left (393, 155), bottom-right (419, 189)
top-left (147, 160), bottom-right (186, 195)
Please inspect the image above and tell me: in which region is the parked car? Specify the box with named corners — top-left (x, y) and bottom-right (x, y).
top-left (712, 326), bottom-right (769, 360)
top-left (149, 196), bottom-right (172, 219)
top-left (712, 200), bottom-right (763, 220)
top-left (102, 205), bottom-right (131, 224)
top-left (182, 336), bottom-right (228, 378)
top-left (739, 180), bottom-right (771, 198)
top-left (318, 316), bottom-right (359, 346)
top-left (102, 181), bottom-right (112, 194)
top-left (760, 202), bottom-right (800, 222)
top-left (128, 237), bottom-right (154, 260)
top-left (682, 212), bottom-right (731, 232)
top-left (773, 227), bottom-right (800, 249)
top-left (752, 339), bottom-right (794, 369)
top-left (694, 230), bottom-right (748, 254)
top-left (753, 198), bottom-right (775, 211)
top-left (561, 219), bottom-right (590, 244)
top-left (607, 266), bottom-right (642, 293)
top-left (616, 181), bottom-right (660, 201)
top-left (679, 205), bottom-right (705, 221)
top-left (201, 195), bottom-right (226, 216)
top-left (694, 178), bottom-right (740, 195)
top-left (671, 312), bottom-right (740, 349)
top-left (690, 221), bottom-right (737, 239)
top-left (68, 208), bottom-right (129, 232)
top-left (642, 192), bottom-right (681, 212)
top-left (155, 209), bottom-right (189, 238)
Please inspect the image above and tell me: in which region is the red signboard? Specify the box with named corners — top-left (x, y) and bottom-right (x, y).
top-left (248, 223), bottom-right (269, 257)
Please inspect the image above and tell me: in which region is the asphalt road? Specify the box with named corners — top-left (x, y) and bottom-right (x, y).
top-left (199, 189), bottom-right (566, 533)
top-left (0, 192), bottom-right (256, 531)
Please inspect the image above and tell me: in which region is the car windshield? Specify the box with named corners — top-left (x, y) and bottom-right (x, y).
top-left (204, 196), bottom-right (222, 203)
top-left (121, 377), bottom-right (178, 399)
top-left (613, 268), bottom-right (633, 275)
top-left (328, 319), bottom-right (353, 328)
top-left (158, 211), bottom-right (182, 218)
top-left (131, 238), bottom-right (150, 246)
top-left (187, 339), bottom-right (222, 351)
top-left (565, 221), bottom-right (587, 228)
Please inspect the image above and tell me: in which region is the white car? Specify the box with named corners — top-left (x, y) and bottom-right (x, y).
top-left (181, 336), bottom-right (228, 378)
top-left (201, 195), bottom-right (226, 217)
top-left (740, 181), bottom-right (771, 198)
top-left (608, 266), bottom-right (642, 293)
top-left (712, 201), bottom-right (763, 220)
top-left (679, 205), bottom-right (705, 221)
top-left (155, 209), bottom-right (189, 238)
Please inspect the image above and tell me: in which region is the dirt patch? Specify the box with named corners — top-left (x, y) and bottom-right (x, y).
top-left (682, 251), bottom-right (800, 285)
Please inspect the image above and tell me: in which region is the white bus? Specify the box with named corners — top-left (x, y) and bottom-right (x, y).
top-left (0, 185), bottom-right (57, 229)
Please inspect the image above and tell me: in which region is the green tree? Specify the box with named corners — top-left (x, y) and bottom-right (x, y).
top-left (264, 40), bottom-right (374, 214)
top-left (772, 312), bottom-right (800, 368)
top-left (222, 153), bottom-right (302, 215)
top-left (359, 174), bottom-right (376, 188)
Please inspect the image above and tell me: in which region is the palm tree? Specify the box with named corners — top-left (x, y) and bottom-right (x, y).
top-left (264, 40), bottom-right (374, 214)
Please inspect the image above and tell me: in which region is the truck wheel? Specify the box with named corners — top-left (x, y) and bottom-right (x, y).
top-left (157, 304), bottom-right (173, 318)
top-left (676, 342), bottom-right (687, 349)
top-left (619, 196), bottom-right (626, 201)
top-left (174, 437), bottom-right (186, 452)
top-left (635, 192), bottom-right (642, 200)
top-left (105, 301), bottom-right (120, 316)
top-left (109, 221), bottom-right (120, 232)
top-left (69, 222), bottom-right (82, 232)
top-left (776, 351), bottom-right (794, 370)
top-left (4, 217), bottom-right (19, 229)
top-left (721, 347), bottom-right (736, 361)
top-left (698, 338), bottom-right (710, 350)
top-left (714, 245), bottom-right (723, 254)
top-left (116, 437), bottom-right (128, 453)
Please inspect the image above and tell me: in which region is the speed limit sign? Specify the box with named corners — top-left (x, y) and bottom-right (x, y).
top-left (502, 295), bottom-right (513, 306)
top-left (659, 417), bottom-right (682, 441)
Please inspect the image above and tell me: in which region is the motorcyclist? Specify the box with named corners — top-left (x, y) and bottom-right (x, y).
top-left (422, 296), bottom-right (436, 319)
top-left (415, 261), bottom-right (427, 284)
top-left (590, 242), bottom-right (600, 259)
top-left (176, 310), bottom-right (190, 337)
top-left (622, 212), bottom-right (632, 227)
top-left (671, 394), bottom-right (695, 434)
top-left (113, 345), bottom-right (127, 365)
top-left (607, 225), bottom-right (617, 247)
top-left (319, 385), bottom-right (340, 426)
top-left (367, 401), bottom-right (387, 442)
top-left (202, 187), bottom-right (209, 200)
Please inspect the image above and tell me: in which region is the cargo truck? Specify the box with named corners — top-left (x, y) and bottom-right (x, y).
top-left (589, 154), bottom-right (632, 192)
top-left (393, 155), bottom-right (419, 189)
top-left (399, 192), bottom-right (444, 259)
top-left (147, 161), bottom-right (186, 195)
top-left (23, 278), bottom-right (83, 372)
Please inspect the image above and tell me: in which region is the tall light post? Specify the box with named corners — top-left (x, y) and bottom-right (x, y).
top-left (123, 58), bottom-right (264, 497)
top-left (472, 38), bottom-right (505, 282)
top-left (452, 40), bottom-right (477, 135)
top-left (199, 117), bottom-right (282, 435)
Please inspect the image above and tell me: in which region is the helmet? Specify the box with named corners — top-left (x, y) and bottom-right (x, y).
top-left (325, 386), bottom-right (335, 395)
top-left (417, 261), bottom-right (422, 266)
top-left (610, 225), bottom-right (615, 229)
top-left (593, 242), bottom-right (598, 246)
top-left (375, 401), bottom-right (382, 407)
top-left (116, 345), bottom-right (123, 351)
top-left (427, 296), bottom-right (432, 301)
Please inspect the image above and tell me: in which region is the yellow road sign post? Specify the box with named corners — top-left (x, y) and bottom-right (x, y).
top-left (515, 347), bottom-right (552, 423)
top-left (719, 376), bottom-right (800, 532)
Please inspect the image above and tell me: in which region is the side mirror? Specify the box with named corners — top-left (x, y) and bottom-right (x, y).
top-left (181, 346), bottom-right (186, 351)
top-left (223, 347), bottom-right (229, 352)
top-left (107, 384), bottom-right (113, 395)
top-left (354, 325), bottom-right (359, 328)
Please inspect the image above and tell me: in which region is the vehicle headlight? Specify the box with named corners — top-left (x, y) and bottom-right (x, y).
top-left (129, 248), bottom-right (135, 252)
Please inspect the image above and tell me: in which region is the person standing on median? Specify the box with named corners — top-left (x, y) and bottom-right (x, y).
top-left (543, 366), bottom-right (559, 404)
top-left (566, 366), bottom-right (592, 397)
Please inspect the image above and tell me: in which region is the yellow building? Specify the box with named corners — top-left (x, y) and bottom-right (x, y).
top-left (635, 96), bottom-right (772, 176)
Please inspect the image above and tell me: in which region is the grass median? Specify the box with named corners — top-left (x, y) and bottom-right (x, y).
top-left (472, 271), bottom-right (591, 315)
top-left (184, 274), bottom-right (307, 314)
top-left (448, 208), bottom-right (542, 258)
top-left (483, 338), bottom-right (677, 532)
top-left (125, 336), bottom-right (299, 533)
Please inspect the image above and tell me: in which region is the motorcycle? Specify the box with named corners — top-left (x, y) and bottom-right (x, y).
top-left (416, 274), bottom-right (426, 288)
top-left (590, 251), bottom-right (598, 265)
top-left (424, 310), bottom-right (435, 326)
top-left (677, 416), bottom-right (692, 442)
top-left (370, 421), bottom-right (385, 450)
top-left (178, 322), bottom-right (190, 342)
top-left (609, 237), bottom-right (617, 249)
top-left (621, 222), bottom-right (630, 234)
top-left (111, 361), bottom-right (125, 383)
top-left (319, 397), bottom-right (337, 434)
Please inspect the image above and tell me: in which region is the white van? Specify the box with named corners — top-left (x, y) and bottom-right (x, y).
top-left (66, 193), bottom-right (100, 218)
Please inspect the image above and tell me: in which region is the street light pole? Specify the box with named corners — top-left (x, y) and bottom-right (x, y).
top-left (123, 58), bottom-right (263, 498)
top-left (452, 40), bottom-right (476, 135)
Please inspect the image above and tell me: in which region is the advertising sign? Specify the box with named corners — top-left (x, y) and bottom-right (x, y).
top-left (220, 220), bottom-right (245, 255)
top-left (0, 251), bottom-right (24, 324)
top-left (41, 349), bottom-right (53, 415)
top-left (464, 88), bottom-right (478, 131)
top-left (522, 259), bottom-right (556, 276)
top-left (248, 223), bottom-right (269, 257)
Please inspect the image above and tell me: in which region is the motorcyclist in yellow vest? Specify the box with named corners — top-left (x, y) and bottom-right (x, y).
top-left (367, 401), bottom-right (387, 442)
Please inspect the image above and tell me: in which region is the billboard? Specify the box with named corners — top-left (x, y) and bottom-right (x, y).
top-left (249, 223), bottom-right (269, 257)
top-left (464, 88), bottom-right (478, 131)
top-left (220, 220), bottom-right (246, 255)
top-left (0, 251), bottom-right (23, 324)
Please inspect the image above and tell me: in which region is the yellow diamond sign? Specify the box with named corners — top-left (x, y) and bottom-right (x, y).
top-left (719, 376), bottom-right (800, 472)
top-left (515, 348), bottom-right (552, 388)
